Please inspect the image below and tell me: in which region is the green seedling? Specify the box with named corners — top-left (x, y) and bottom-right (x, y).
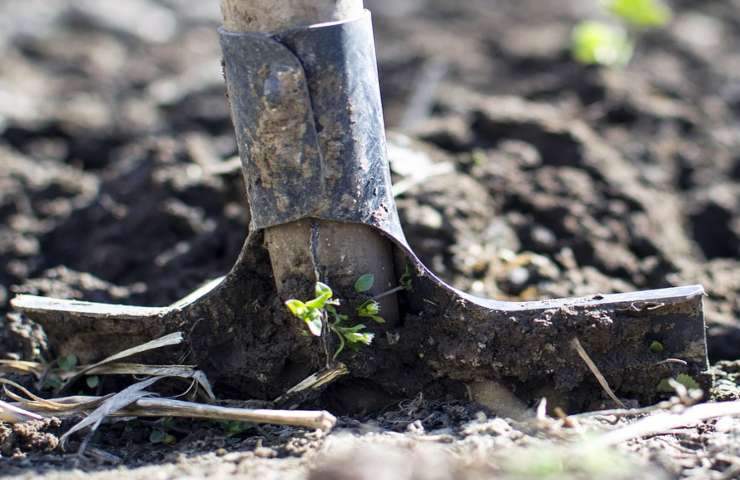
top-left (608, 0), bottom-right (671, 29)
top-left (149, 428), bottom-right (177, 445)
top-left (571, 0), bottom-right (671, 67)
top-left (354, 273), bottom-right (375, 293)
top-left (221, 420), bottom-right (251, 437)
top-left (649, 340), bottom-right (664, 353)
top-left (400, 264), bottom-right (413, 292)
top-left (86, 376), bottom-right (100, 389)
top-left (657, 373), bottom-right (701, 393)
top-left (572, 21), bottom-right (633, 67)
top-left (285, 281), bottom-right (376, 361)
top-left (58, 354), bottom-right (78, 372)
top-left (43, 375), bottom-right (63, 390)
top-left (357, 300), bottom-right (385, 324)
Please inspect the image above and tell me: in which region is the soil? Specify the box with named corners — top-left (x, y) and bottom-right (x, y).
top-left (1, 0), bottom-right (739, 478)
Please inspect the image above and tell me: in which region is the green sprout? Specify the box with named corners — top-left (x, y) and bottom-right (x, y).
top-left (285, 281), bottom-right (377, 361)
top-left (221, 420), bottom-right (251, 437)
top-left (608, 0), bottom-right (671, 29)
top-left (400, 264), bottom-right (413, 292)
top-left (354, 273), bottom-right (375, 293)
top-left (657, 373), bottom-right (701, 393)
top-left (357, 300), bottom-right (385, 324)
top-left (571, 0), bottom-right (671, 67)
top-left (86, 376), bottom-right (100, 389)
top-left (149, 429), bottom-right (177, 445)
top-left (572, 21), bottom-right (633, 67)
top-left (649, 340), bottom-right (664, 353)
top-left (58, 354), bottom-right (78, 372)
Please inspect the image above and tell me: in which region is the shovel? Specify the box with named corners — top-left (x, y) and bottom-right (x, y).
top-left (11, 0), bottom-right (708, 411)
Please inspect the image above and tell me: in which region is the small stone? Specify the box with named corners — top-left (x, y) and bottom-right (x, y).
top-left (254, 447), bottom-right (276, 459)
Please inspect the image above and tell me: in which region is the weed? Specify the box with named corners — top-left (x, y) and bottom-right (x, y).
top-left (657, 373), bottom-right (701, 393)
top-left (149, 428), bottom-right (176, 445)
top-left (608, 0), bottom-right (671, 28)
top-left (400, 264), bottom-right (414, 292)
top-left (285, 280), bottom-right (379, 361)
top-left (572, 0), bottom-right (671, 67)
top-left (357, 299), bottom-right (385, 324)
top-left (58, 354), bottom-right (78, 372)
top-left (572, 21), bottom-right (633, 67)
top-left (649, 340), bottom-right (664, 353)
top-left (354, 273), bottom-right (375, 293)
top-left (221, 420), bottom-right (251, 437)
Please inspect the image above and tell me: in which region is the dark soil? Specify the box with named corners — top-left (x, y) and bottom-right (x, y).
top-left (1, 0), bottom-right (739, 478)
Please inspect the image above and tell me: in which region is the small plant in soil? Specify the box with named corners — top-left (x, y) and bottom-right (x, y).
top-left (572, 0), bottom-right (671, 67)
top-left (285, 278), bottom-right (384, 362)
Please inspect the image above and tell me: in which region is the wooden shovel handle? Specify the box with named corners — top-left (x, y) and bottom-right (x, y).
top-left (220, 0), bottom-right (364, 32)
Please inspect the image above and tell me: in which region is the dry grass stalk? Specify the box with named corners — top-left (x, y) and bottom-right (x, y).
top-left (60, 377), bottom-right (162, 450)
top-left (571, 337), bottom-right (626, 409)
top-left (593, 400), bottom-right (740, 447)
top-left (59, 332), bottom-right (184, 393)
top-left (84, 363), bottom-right (215, 400)
top-left (0, 399), bottom-right (43, 423)
top-left (0, 360), bottom-right (45, 378)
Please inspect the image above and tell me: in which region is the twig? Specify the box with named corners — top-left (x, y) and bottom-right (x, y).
top-left (654, 358), bottom-right (688, 366)
top-left (371, 286), bottom-right (406, 301)
top-left (125, 398), bottom-right (337, 431)
top-left (591, 400), bottom-right (740, 447)
top-left (570, 337), bottom-right (626, 409)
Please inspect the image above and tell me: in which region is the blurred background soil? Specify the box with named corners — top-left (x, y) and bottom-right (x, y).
top-left (0, 0), bottom-right (739, 478)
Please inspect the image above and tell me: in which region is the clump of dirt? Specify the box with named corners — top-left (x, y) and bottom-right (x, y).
top-left (0, 418), bottom-right (62, 458)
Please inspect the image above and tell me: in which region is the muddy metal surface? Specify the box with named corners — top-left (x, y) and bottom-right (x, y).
top-left (1, 0), bottom-right (739, 478)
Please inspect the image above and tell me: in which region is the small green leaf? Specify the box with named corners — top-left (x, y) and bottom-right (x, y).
top-left (43, 375), bottom-right (63, 390)
top-left (357, 300), bottom-right (381, 317)
top-left (305, 311), bottom-right (323, 337)
top-left (149, 429), bottom-right (166, 444)
top-left (163, 433), bottom-right (177, 445)
top-left (306, 291), bottom-right (332, 310)
top-left (345, 331), bottom-right (374, 346)
top-left (86, 376), bottom-right (100, 389)
top-left (285, 299), bottom-right (308, 318)
top-left (354, 274), bottom-right (375, 293)
top-left (608, 0), bottom-right (671, 28)
top-left (58, 354), bottom-right (78, 372)
top-left (649, 341), bottom-right (664, 353)
top-left (657, 374), bottom-right (701, 393)
top-left (371, 315), bottom-right (385, 324)
top-left (315, 282), bottom-right (333, 298)
top-left (222, 420), bottom-right (250, 437)
top-left (571, 21), bottom-right (633, 67)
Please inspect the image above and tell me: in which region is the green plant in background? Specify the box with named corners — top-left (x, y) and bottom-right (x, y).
top-left (572, 21), bottom-right (633, 67)
top-left (572, 0), bottom-right (672, 67)
top-left (608, 0), bottom-right (671, 28)
top-left (649, 340), bottom-right (664, 353)
top-left (285, 280), bottom-right (381, 361)
top-left (58, 354), bottom-right (78, 372)
top-left (657, 373), bottom-right (701, 393)
top-left (221, 420), bottom-right (251, 437)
